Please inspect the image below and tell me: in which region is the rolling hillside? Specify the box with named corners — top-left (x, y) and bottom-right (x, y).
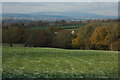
top-left (3, 47), bottom-right (118, 78)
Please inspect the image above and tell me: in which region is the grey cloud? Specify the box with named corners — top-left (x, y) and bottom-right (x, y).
top-left (2, 2), bottom-right (118, 16)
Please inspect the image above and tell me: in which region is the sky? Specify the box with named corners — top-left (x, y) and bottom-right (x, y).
top-left (1, 1), bottom-right (119, 16)
top-left (1, 0), bottom-right (120, 2)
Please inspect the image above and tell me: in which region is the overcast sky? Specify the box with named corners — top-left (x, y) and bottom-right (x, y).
top-left (2, 2), bottom-right (118, 16)
top-left (1, 0), bottom-right (120, 2)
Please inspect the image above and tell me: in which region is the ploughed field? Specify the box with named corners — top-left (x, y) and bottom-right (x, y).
top-left (2, 47), bottom-right (118, 78)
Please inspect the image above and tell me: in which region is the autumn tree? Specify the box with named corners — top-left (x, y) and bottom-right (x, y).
top-left (90, 26), bottom-right (110, 50)
top-left (25, 29), bottom-right (48, 47)
top-left (111, 38), bottom-right (120, 51)
top-left (72, 23), bottom-right (101, 49)
top-left (90, 22), bottom-right (119, 50)
top-left (46, 27), bottom-right (62, 46)
top-left (2, 26), bottom-right (25, 47)
top-left (52, 30), bottom-right (72, 49)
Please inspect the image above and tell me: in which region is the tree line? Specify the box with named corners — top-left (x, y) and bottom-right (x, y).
top-left (2, 20), bottom-right (120, 51)
top-left (2, 19), bottom-right (119, 28)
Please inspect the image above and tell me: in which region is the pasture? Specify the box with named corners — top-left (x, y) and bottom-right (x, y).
top-left (30, 25), bottom-right (82, 30)
top-left (2, 47), bottom-right (118, 78)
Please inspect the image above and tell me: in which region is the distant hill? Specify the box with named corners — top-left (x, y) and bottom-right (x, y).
top-left (2, 12), bottom-right (117, 23)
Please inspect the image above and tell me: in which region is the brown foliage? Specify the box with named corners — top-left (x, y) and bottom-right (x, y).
top-left (2, 26), bottom-right (25, 46)
top-left (52, 30), bottom-right (72, 49)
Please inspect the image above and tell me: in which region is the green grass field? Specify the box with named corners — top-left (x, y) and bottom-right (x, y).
top-left (30, 25), bottom-right (82, 30)
top-left (2, 47), bottom-right (118, 78)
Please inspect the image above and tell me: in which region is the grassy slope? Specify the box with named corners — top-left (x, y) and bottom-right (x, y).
top-left (2, 47), bottom-right (118, 78)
